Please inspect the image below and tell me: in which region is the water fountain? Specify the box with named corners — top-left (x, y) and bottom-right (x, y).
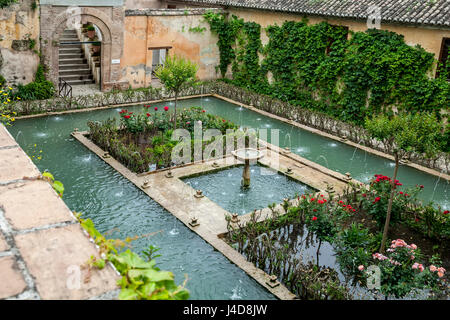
top-left (231, 148), bottom-right (265, 188)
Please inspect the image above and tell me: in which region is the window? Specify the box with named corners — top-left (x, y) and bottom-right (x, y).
top-left (437, 38), bottom-right (450, 81)
top-left (326, 25), bottom-right (349, 55)
top-left (149, 47), bottom-right (171, 78)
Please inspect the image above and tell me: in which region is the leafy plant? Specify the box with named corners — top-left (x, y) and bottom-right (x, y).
top-left (154, 55), bottom-right (198, 129)
top-left (358, 240), bottom-right (447, 299)
top-left (0, 83), bottom-right (18, 126)
top-left (76, 214), bottom-right (189, 300)
top-left (12, 64), bottom-right (55, 101)
top-left (42, 171), bottom-right (65, 197)
top-left (0, 0), bottom-right (17, 9)
top-left (365, 113), bottom-right (442, 252)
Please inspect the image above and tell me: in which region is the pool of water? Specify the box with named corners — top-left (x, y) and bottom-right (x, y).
top-left (182, 165), bottom-right (314, 215)
top-left (8, 110), bottom-right (275, 300)
top-left (196, 97), bottom-right (449, 210)
top-left (7, 95), bottom-right (449, 299)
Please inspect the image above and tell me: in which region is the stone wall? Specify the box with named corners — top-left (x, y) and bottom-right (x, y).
top-left (0, 0), bottom-right (40, 85)
top-left (122, 8), bottom-right (221, 88)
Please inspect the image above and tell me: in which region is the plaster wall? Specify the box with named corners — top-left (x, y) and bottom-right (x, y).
top-left (122, 9), bottom-right (220, 88)
top-left (0, 0), bottom-right (40, 85)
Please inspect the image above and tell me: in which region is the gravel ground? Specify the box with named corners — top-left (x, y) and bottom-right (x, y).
top-left (71, 84), bottom-right (102, 96)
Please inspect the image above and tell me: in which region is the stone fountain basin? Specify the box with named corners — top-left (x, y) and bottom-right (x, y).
top-left (231, 148), bottom-right (265, 162)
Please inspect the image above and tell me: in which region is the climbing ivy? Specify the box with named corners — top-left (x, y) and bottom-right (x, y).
top-left (0, 0), bottom-right (16, 8)
top-left (204, 13), bottom-right (449, 127)
top-left (204, 12), bottom-right (243, 77)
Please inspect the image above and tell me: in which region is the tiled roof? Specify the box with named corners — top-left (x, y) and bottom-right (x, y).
top-left (179, 0), bottom-right (450, 28)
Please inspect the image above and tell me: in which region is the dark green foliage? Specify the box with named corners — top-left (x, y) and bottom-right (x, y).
top-left (204, 12), bottom-right (243, 77)
top-left (0, 0), bottom-right (16, 9)
top-left (13, 64), bottom-right (55, 100)
top-left (204, 14), bottom-right (449, 127)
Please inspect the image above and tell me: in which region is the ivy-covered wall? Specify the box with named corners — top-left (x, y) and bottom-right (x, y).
top-left (204, 12), bottom-right (449, 126)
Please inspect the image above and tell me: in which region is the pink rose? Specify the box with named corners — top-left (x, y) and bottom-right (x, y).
top-left (358, 265), bottom-right (364, 271)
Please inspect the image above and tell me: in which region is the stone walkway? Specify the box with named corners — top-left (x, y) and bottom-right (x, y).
top-left (71, 84), bottom-right (102, 97)
top-left (0, 124), bottom-right (119, 300)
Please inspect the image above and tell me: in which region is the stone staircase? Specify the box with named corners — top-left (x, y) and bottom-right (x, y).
top-left (59, 30), bottom-right (95, 86)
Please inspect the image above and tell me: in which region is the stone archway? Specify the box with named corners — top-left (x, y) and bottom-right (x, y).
top-left (40, 5), bottom-right (127, 92)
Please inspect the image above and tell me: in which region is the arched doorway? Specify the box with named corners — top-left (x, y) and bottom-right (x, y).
top-left (41, 6), bottom-right (125, 92)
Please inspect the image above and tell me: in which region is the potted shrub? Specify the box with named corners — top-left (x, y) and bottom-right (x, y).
top-left (92, 36), bottom-right (101, 54)
top-left (86, 25), bottom-right (95, 40)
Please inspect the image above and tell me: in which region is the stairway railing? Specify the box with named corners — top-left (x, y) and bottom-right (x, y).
top-left (59, 78), bottom-right (73, 101)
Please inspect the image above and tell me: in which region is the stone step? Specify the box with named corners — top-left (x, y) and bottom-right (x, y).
top-left (62, 35), bottom-right (78, 40)
top-left (59, 64), bottom-right (90, 71)
top-left (59, 53), bottom-right (85, 59)
top-left (59, 48), bottom-right (83, 54)
top-left (59, 44), bottom-right (81, 49)
top-left (59, 69), bottom-right (92, 76)
top-left (65, 79), bottom-right (96, 86)
top-left (59, 58), bottom-right (87, 65)
top-left (59, 74), bottom-right (94, 82)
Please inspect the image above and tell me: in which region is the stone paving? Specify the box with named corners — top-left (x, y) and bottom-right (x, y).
top-left (0, 124), bottom-right (119, 300)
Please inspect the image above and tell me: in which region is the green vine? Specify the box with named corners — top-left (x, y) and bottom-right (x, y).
top-left (0, 0), bottom-right (16, 9)
top-left (204, 14), bottom-right (449, 127)
top-left (204, 12), bottom-right (243, 77)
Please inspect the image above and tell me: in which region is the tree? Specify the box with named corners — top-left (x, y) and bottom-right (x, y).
top-left (365, 112), bottom-right (443, 253)
top-left (154, 55), bottom-right (198, 129)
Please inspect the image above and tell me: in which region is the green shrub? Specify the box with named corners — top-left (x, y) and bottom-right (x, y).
top-left (0, 0), bottom-right (17, 9)
top-left (15, 80), bottom-right (55, 100)
top-left (12, 64), bottom-right (55, 100)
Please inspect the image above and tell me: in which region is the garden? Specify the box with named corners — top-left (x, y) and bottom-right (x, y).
top-left (1, 11), bottom-right (449, 302)
top-left (88, 105), bottom-right (238, 173)
top-left (225, 174), bottom-right (449, 300)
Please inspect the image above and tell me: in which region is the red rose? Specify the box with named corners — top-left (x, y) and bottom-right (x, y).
top-left (312, 216), bottom-right (318, 221)
top-left (146, 113), bottom-right (150, 117)
top-left (164, 106), bottom-right (169, 111)
top-left (444, 210), bottom-right (449, 215)
top-left (154, 107), bottom-right (158, 111)
top-left (420, 185), bottom-right (424, 189)
top-left (202, 110), bottom-right (206, 113)
top-left (124, 115), bottom-right (131, 119)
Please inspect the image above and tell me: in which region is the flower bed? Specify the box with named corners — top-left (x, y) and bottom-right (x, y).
top-left (88, 105), bottom-right (238, 173)
top-left (225, 175), bottom-right (449, 300)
